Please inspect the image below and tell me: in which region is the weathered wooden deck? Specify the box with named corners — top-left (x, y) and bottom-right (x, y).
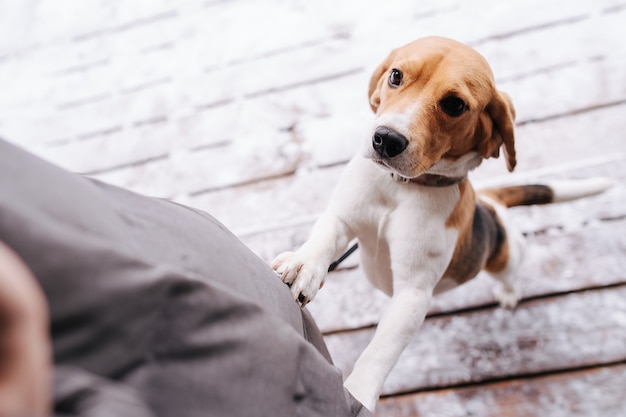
top-left (1, 0), bottom-right (625, 415)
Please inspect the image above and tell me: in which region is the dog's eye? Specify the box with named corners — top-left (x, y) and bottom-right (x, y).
top-left (440, 96), bottom-right (467, 117)
top-left (388, 68), bottom-right (403, 87)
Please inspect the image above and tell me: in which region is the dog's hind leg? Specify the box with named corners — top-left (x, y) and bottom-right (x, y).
top-left (480, 195), bottom-right (526, 309)
top-left (490, 263), bottom-right (522, 309)
top-left (488, 215), bottom-right (526, 309)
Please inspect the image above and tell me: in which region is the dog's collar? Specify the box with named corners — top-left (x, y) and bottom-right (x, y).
top-left (391, 173), bottom-right (466, 187)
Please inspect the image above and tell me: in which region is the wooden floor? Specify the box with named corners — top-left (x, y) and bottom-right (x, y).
top-left (2, 0), bottom-right (625, 415)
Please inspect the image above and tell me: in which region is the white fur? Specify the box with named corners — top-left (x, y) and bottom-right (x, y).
top-left (373, 102), bottom-right (419, 138)
top-left (427, 151), bottom-right (483, 177)
top-left (547, 177), bottom-right (615, 202)
top-left (273, 155), bottom-right (464, 411)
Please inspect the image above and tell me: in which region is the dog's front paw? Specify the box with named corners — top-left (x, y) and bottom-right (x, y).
top-left (271, 251), bottom-right (327, 307)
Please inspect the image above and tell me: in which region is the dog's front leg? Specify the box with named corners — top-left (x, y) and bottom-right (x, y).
top-left (344, 285), bottom-right (434, 412)
top-left (272, 211), bottom-right (353, 306)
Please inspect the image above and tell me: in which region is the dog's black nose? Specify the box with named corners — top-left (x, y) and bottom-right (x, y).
top-left (372, 126), bottom-right (408, 158)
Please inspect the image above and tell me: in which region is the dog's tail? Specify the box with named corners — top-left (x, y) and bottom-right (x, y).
top-left (480, 177), bottom-right (615, 208)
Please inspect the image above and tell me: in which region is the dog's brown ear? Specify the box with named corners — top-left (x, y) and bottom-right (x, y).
top-left (368, 50), bottom-right (397, 113)
top-left (477, 90), bottom-right (517, 171)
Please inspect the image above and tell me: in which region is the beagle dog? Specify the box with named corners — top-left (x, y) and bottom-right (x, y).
top-left (272, 36), bottom-right (612, 412)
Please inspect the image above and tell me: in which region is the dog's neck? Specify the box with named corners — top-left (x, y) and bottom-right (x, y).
top-left (391, 172), bottom-right (466, 187)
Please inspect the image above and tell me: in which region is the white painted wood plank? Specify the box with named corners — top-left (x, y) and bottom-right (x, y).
top-left (377, 364), bottom-right (626, 417)
top-left (477, 7), bottom-right (626, 80)
top-left (325, 285), bottom-right (626, 395)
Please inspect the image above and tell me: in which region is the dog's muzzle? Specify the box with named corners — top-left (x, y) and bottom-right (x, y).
top-left (372, 126), bottom-right (408, 158)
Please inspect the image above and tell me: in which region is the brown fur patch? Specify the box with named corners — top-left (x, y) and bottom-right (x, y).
top-left (482, 203), bottom-right (509, 273)
top-left (443, 181), bottom-right (485, 285)
top-left (444, 182), bottom-right (509, 282)
top-left (445, 179), bottom-right (474, 230)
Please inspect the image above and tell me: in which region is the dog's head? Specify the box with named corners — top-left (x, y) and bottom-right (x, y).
top-left (364, 36), bottom-right (516, 179)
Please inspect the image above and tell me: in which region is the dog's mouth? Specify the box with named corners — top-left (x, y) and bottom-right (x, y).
top-left (371, 154), bottom-right (448, 183)
top-left (371, 157), bottom-right (414, 180)
top-left (372, 157), bottom-right (394, 172)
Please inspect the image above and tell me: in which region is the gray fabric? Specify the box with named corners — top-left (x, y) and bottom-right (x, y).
top-left (0, 139), bottom-right (372, 417)
top-left (54, 365), bottom-right (155, 417)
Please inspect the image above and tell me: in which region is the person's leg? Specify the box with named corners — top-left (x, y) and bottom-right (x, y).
top-left (0, 138), bottom-right (371, 417)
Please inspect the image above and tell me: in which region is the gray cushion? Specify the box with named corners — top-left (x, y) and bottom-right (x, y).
top-left (0, 139), bottom-right (371, 417)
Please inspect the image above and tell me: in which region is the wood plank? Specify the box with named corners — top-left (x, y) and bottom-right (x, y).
top-left (377, 363), bottom-right (626, 417)
top-left (191, 164), bottom-right (343, 237)
top-left (35, 107), bottom-right (236, 176)
top-left (85, 127), bottom-right (300, 198)
top-left (503, 58), bottom-right (626, 124)
top-left (306, 215), bottom-right (626, 333)
top-left (324, 285), bottom-right (626, 395)
top-left (475, 5), bottom-right (626, 80)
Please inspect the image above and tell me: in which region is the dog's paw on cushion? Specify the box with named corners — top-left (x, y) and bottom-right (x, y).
top-left (272, 252), bottom-right (327, 307)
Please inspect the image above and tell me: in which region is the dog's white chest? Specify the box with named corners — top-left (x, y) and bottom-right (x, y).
top-left (329, 156), bottom-right (460, 295)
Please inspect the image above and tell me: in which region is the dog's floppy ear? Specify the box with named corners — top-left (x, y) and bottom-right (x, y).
top-left (368, 50), bottom-right (397, 113)
top-left (476, 90), bottom-right (517, 171)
